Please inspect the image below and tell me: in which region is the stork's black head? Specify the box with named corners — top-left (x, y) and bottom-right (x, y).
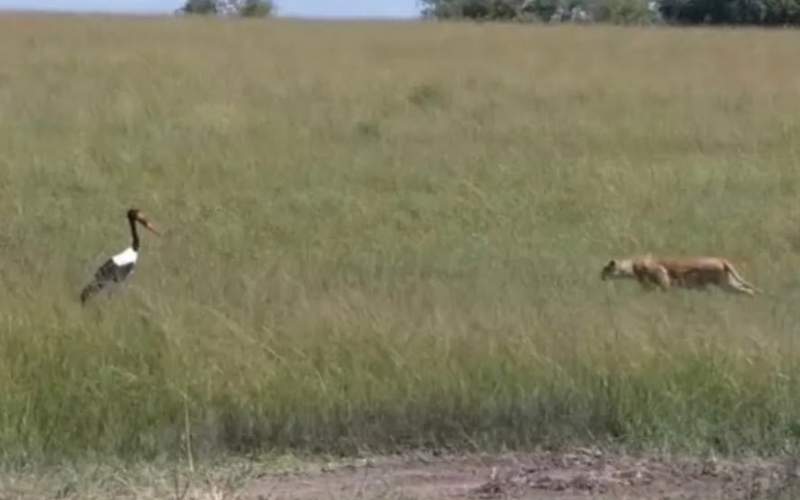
top-left (127, 208), bottom-right (160, 235)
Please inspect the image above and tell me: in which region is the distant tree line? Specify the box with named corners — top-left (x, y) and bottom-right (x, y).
top-left (179, 0), bottom-right (274, 17)
top-left (420, 0), bottom-right (800, 24)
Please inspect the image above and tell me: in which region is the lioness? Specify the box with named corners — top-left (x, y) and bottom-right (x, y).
top-left (601, 255), bottom-right (759, 296)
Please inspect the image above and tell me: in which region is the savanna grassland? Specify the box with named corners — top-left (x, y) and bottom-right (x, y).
top-left (1, 14), bottom-right (800, 468)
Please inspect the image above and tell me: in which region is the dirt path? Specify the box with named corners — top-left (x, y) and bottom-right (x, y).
top-left (2, 450), bottom-right (797, 499)
top-left (243, 450), bottom-right (799, 500)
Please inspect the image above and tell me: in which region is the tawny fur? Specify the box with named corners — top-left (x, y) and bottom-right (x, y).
top-left (601, 255), bottom-right (759, 296)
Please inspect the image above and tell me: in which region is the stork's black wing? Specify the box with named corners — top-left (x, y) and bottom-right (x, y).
top-left (80, 259), bottom-right (135, 304)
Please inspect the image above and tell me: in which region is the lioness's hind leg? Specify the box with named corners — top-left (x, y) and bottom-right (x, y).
top-left (723, 263), bottom-right (759, 295)
top-left (724, 275), bottom-right (755, 296)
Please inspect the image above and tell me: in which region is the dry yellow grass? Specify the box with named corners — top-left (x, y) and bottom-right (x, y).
top-left (1, 14), bottom-right (800, 462)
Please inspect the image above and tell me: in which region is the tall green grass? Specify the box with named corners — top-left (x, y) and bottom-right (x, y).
top-left (1, 15), bottom-right (800, 462)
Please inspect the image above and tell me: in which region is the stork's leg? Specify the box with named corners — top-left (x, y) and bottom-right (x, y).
top-left (80, 279), bottom-right (107, 304)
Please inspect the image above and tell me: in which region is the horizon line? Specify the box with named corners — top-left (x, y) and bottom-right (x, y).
top-left (0, 6), bottom-right (422, 20)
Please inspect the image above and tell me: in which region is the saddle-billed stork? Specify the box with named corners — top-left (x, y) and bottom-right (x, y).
top-left (80, 208), bottom-right (160, 304)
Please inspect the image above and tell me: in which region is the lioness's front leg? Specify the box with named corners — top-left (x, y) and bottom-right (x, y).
top-left (652, 266), bottom-right (671, 291)
top-left (634, 264), bottom-right (670, 291)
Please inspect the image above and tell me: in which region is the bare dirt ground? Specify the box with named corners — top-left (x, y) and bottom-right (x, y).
top-left (243, 450), bottom-right (800, 500)
top-left (3, 450), bottom-right (799, 499)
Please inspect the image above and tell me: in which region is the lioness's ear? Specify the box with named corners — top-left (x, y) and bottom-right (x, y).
top-left (606, 260), bottom-right (616, 268)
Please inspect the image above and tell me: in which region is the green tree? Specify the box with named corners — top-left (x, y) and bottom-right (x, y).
top-left (239, 0), bottom-right (274, 17)
top-left (592, 0), bottom-right (660, 23)
top-left (762, 0), bottom-right (800, 23)
top-left (180, 0), bottom-right (219, 14)
top-left (657, 0), bottom-right (800, 23)
top-left (526, 0), bottom-right (557, 20)
top-left (421, 0), bottom-right (526, 19)
top-left (422, 0), bottom-right (800, 22)
top-left (180, 0), bottom-right (274, 16)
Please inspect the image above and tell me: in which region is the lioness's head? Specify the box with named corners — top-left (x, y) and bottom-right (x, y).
top-left (601, 259), bottom-right (634, 281)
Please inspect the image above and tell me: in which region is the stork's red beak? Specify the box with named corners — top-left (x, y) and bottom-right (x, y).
top-left (138, 217), bottom-right (161, 236)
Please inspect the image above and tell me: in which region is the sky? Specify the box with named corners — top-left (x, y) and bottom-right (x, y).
top-left (0, 0), bottom-right (422, 18)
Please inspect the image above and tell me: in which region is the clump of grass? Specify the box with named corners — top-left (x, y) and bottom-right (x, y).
top-left (354, 119), bottom-right (382, 140)
top-left (1, 14), bottom-right (800, 463)
top-left (408, 82), bottom-right (448, 109)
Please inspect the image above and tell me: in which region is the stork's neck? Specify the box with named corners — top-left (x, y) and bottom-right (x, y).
top-left (129, 216), bottom-right (140, 251)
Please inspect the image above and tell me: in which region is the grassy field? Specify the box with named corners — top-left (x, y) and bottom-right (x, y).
top-left (1, 14), bottom-right (800, 464)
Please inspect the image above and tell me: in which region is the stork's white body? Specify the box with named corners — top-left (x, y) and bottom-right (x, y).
top-left (112, 247), bottom-right (138, 267)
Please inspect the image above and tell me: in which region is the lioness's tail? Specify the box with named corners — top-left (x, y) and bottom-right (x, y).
top-left (723, 261), bottom-right (761, 294)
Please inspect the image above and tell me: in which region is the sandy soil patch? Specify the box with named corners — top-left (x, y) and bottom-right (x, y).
top-left (243, 450), bottom-right (799, 500)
